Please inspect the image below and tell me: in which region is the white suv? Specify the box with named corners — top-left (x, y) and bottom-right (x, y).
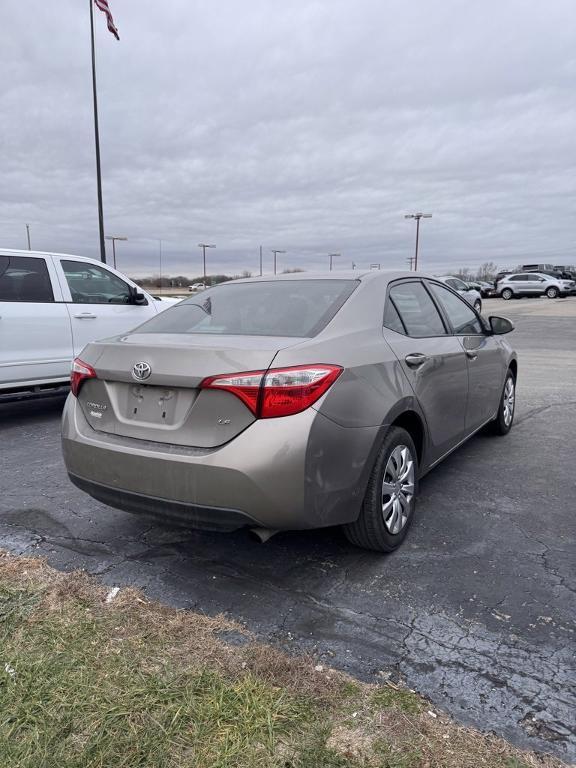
top-left (498, 272), bottom-right (575, 300)
top-left (0, 249), bottom-right (169, 396)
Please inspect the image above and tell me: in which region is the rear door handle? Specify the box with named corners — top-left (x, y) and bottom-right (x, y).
top-left (405, 353), bottom-right (428, 368)
top-left (73, 313), bottom-right (97, 319)
top-left (465, 350), bottom-right (478, 360)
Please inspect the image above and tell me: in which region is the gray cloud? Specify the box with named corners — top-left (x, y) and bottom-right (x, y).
top-left (1, 0), bottom-right (575, 277)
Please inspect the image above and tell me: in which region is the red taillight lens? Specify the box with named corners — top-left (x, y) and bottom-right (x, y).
top-left (200, 370), bottom-right (264, 414)
top-left (70, 358), bottom-right (97, 397)
top-left (201, 364), bottom-right (342, 418)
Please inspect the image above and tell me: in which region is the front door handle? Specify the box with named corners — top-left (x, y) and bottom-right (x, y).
top-left (73, 313), bottom-right (97, 319)
top-left (465, 350), bottom-right (478, 360)
top-left (405, 353), bottom-right (428, 368)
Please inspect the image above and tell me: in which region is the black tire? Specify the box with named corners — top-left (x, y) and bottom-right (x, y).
top-left (343, 427), bottom-right (418, 552)
top-left (546, 286), bottom-right (559, 299)
top-left (474, 299), bottom-right (482, 313)
top-left (488, 369), bottom-right (516, 435)
top-left (501, 288), bottom-right (513, 300)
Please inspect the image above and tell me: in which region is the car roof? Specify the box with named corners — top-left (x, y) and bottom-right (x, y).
top-left (0, 248), bottom-right (104, 264)
top-left (227, 269), bottom-right (437, 286)
top-left (434, 275), bottom-right (465, 280)
top-left (505, 272), bottom-right (551, 278)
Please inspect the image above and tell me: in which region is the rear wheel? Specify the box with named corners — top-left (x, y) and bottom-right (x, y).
top-left (546, 286), bottom-right (559, 298)
top-left (343, 427), bottom-right (418, 552)
top-left (501, 288), bottom-right (513, 300)
top-left (489, 370), bottom-right (516, 435)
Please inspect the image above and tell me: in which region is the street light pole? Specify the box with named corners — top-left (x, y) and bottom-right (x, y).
top-left (198, 243), bottom-right (216, 284)
top-left (271, 250), bottom-right (286, 275)
top-left (404, 213), bottom-right (432, 272)
top-left (105, 235), bottom-right (127, 269)
top-left (328, 253), bottom-right (340, 271)
top-left (25, 224), bottom-right (31, 250)
top-left (259, 245), bottom-right (263, 276)
top-left (89, 0), bottom-right (107, 264)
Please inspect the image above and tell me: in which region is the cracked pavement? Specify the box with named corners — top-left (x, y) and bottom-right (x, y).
top-left (1, 298), bottom-right (575, 761)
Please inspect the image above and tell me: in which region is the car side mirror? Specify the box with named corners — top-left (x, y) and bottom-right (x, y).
top-left (489, 315), bottom-right (514, 335)
top-left (129, 285), bottom-right (148, 305)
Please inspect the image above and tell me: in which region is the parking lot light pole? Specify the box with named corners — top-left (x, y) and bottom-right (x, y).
top-left (26, 224), bottom-right (31, 250)
top-left (271, 249), bottom-right (286, 275)
top-left (328, 253), bottom-right (341, 271)
top-left (105, 235), bottom-right (127, 269)
top-left (198, 243), bottom-right (216, 284)
top-left (404, 213), bottom-right (432, 272)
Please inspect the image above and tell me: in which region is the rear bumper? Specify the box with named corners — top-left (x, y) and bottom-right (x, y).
top-left (68, 474), bottom-right (257, 531)
top-left (62, 394), bottom-right (379, 531)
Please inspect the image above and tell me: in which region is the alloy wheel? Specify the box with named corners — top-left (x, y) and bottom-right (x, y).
top-left (503, 376), bottom-right (515, 427)
top-left (381, 445), bottom-right (414, 534)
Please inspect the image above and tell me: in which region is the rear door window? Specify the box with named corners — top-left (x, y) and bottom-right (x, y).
top-left (0, 255), bottom-right (54, 302)
top-left (388, 282), bottom-right (447, 338)
top-left (135, 279), bottom-right (357, 337)
top-left (383, 298), bottom-right (406, 334)
top-left (61, 260), bottom-right (133, 304)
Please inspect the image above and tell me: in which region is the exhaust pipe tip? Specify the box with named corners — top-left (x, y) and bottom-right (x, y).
top-left (249, 527), bottom-right (278, 544)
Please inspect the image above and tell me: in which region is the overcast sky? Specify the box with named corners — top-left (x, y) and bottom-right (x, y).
top-left (1, 0), bottom-right (575, 277)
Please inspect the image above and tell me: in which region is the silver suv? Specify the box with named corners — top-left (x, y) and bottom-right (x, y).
top-left (436, 276), bottom-right (482, 313)
top-left (498, 272), bottom-right (575, 300)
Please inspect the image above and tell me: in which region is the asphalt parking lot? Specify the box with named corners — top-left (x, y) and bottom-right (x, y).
top-left (1, 297), bottom-right (575, 761)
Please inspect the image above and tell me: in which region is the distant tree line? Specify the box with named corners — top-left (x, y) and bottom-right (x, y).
top-left (132, 268), bottom-right (304, 287)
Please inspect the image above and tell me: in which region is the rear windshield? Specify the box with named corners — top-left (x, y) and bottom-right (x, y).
top-left (136, 279), bottom-right (357, 338)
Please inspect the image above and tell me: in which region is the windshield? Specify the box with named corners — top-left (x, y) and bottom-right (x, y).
top-left (135, 279), bottom-right (358, 337)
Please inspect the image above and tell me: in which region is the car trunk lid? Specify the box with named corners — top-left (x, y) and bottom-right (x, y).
top-left (77, 333), bottom-right (304, 448)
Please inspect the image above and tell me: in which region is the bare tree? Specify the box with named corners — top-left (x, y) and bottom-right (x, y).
top-left (476, 261), bottom-right (499, 281)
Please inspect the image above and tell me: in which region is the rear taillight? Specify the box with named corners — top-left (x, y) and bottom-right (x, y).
top-left (71, 358), bottom-right (97, 397)
top-left (201, 364), bottom-right (343, 418)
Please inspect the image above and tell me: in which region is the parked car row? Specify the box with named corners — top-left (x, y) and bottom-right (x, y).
top-left (0, 249), bottom-right (171, 395)
top-left (463, 272), bottom-right (576, 299)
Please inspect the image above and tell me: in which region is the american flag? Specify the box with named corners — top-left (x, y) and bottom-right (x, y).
top-left (94, 0), bottom-right (120, 40)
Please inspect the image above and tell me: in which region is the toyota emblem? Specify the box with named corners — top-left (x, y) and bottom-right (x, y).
top-left (132, 361), bottom-right (152, 381)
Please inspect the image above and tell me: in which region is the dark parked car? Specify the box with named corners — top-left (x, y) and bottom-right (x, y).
top-left (62, 271), bottom-right (517, 552)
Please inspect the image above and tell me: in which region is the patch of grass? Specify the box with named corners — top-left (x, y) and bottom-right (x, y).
top-left (371, 684), bottom-right (426, 715)
top-left (373, 739), bottom-right (423, 768)
top-left (0, 605), bottom-right (307, 767)
top-left (0, 584), bottom-right (40, 630)
top-left (0, 552), bottom-right (569, 768)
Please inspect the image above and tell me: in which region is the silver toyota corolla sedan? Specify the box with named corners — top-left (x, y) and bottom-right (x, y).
top-left (62, 271), bottom-right (517, 552)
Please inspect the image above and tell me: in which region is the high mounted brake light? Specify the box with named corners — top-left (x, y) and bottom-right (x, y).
top-left (200, 364), bottom-right (343, 418)
top-left (71, 358), bottom-right (97, 397)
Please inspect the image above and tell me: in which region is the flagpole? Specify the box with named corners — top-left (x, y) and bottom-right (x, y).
top-left (90, 0), bottom-right (107, 263)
